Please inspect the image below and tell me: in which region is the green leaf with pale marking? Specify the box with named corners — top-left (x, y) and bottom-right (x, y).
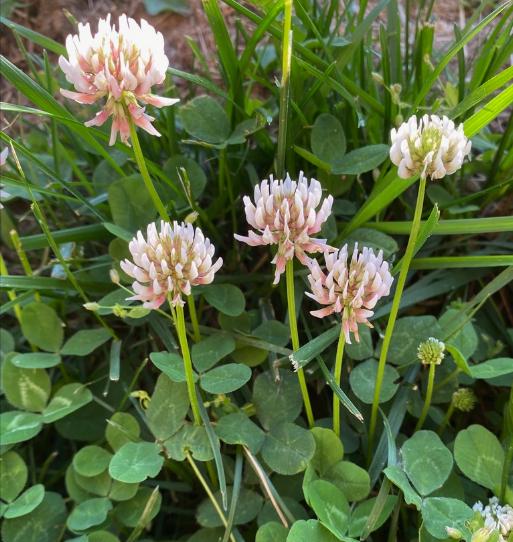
top-left (262, 423), bottom-right (316, 475)
top-left (454, 424), bottom-right (504, 490)
top-left (384, 466), bottom-right (422, 509)
top-left (350, 359), bottom-right (399, 404)
top-left (307, 480), bottom-right (350, 539)
top-left (165, 424), bottom-right (214, 461)
top-left (252, 370), bottom-right (302, 430)
top-left (149, 351), bottom-right (195, 382)
top-left (113, 487), bottom-right (162, 528)
top-left (109, 442), bottom-right (163, 483)
top-left (0, 411), bottom-right (43, 445)
top-left (401, 431), bottom-right (453, 496)
top-left (2, 355), bottom-right (51, 412)
top-left (325, 460), bottom-right (370, 502)
top-left (214, 412), bottom-right (265, 453)
top-left (67, 497), bottom-right (113, 532)
top-left (191, 333), bottom-right (236, 372)
top-left (146, 374), bottom-right (189, 440)
top-left (0, 451), bottom-right (28, 502)
top-left (4, 485), bottom-right (45, 519)
top-left (105, 412), bottom-right (141, 452)
top-left (43, 383), bottom-right (93, 423)
top-left (309, 427), bottom-right (344, 476)
top-left (180, 95), bottom-right (231, 144)
top-left (286, 519), bottom-right (340, 542)
top-left (20, 302), bottom-right (63, 352)
top-left (73, 446), bottom-right (113, 478)
top-left (421, 497), bottom-right (473, 539)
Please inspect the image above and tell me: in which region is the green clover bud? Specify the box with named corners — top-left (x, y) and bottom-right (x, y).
top-left (417, 337), bottom-right (445, 365)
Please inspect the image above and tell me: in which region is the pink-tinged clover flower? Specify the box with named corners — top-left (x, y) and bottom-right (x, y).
top-left (306, 244), bottom-right (393, 343)
top-left (390, 115), bottom-right (471, 180)
top-left (121, 221), bottom-right (223, 309)
top-left (235, 172), bottom-right (334, 284)
top-left (59, 14), bottom-right (178, 145)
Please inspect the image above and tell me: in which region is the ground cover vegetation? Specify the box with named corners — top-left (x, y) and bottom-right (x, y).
top-left (0, 0), bottom-right (513, 541)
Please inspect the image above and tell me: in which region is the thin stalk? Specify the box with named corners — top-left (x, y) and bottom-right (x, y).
top-left (173, 300), bottom-right (202, 425)
top-left (437, 401), bottom-right (455, 436)
top-left (185, 452), bottom-right (236, 542)
top-left (368, 175), bottom-right (427, 457)
top-left (9, 229), bottom-right (40, 302)
top-left (0, 254), bottom-right (23, 324)
top-left (128, 117), bottom-right (170, 222)
top-left (415, 363), bottom-right (436, 431)
top-left (286, 259), bottom-right (314, 428)
top-left (276, 0), bottom-right (293, 177)
top-left (333, 325), bottom-right (346, 437)
top-left (187, 295), bottom-right (201, 343)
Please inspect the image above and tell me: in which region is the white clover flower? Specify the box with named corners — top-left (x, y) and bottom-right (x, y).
top-left (473, 497), bottom-right (513, 542)
top-left (235, 172), bottom-right (334, 284)
top-left (417, 337), bottom-right (445, 365)
top-left (390, 115), bottom-right (471, 180)
top-left (59, 14), bottom-right (178, 145)
top-left (305, 243), bottom-right (394, 343)
top-left (121, 221), bottom-right (223, 309)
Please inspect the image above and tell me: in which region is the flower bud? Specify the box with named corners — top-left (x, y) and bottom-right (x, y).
top-left (110, 269), bottom-right (120, 285)
top-left (445, 527), bottom-right (463, 540)
top-left (452, 388), bottom-right (477, 412)
top-left (83, 302), bottom-right (100, 311)
top-left (417, 337), bottom-right (445, 365)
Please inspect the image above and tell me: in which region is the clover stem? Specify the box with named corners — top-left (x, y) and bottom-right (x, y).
top-left (187, 294), bottom-right (201, 343)
top-left (172, 299), bottom-right (202, 425)
top-left (286, 259), bottom-right (314, 428)
top-left (128, 117), bottom-right (170, 222)
top-left (333, 325), bottom-right (346, 437)
top-left (368, 174), bottom-right (427, 458)
top-left (500, 389), bottom-right (513, 502)
top-left (415, 363), bottom-right (436, 432)
top-left (185, 452), bottom-right (236, 542)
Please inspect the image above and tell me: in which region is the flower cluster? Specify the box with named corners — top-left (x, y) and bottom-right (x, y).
top-left (472, 498), bottom-right (513, 542)
top-left (305, 244), bottom-right (394, 343)
top-left (452, 387), bottom-right (477, 412)
top-left (121, 221), bottom-right (222, 309)
top-left (390, 115), bottom-right (471, 180)
top-left (417, 337), bottom-right (445, 365)
top-left (59, 14), bottom-right (178, 145)
top-left (234, 172), bottom-right (334, 284)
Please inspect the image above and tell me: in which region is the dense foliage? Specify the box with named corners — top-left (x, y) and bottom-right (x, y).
top-left (1, 1), bottom-right (513, 541)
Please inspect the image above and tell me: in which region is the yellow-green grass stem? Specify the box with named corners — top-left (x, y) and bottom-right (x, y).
top-left (333, 325), bottom-right (346, 437)
top-left (368, 175), bottom-right (427, 457)
top-left (172, 299), bottom-right (202, 426)
top-left (9, 229), bottom-right (40, 301)
top-left (185, 452), bottom-right (236, 542)
top-left (415, 363), bottom-right (436, 432)
top-left (286, 259), bottom-right (314, 428)
top-left (128, 118), bottom-right (170, 223)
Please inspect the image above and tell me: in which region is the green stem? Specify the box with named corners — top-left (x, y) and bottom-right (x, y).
top-left (368, 175), bottom-right (427, 458)
top-left (415, 363), bottom-right (436, 431)
top-left (173, 301), bottom-right (202, 425)
top-left (333, 325), bottom-right (346, 437)
top-left (276, 0), bottom-right (293, 177)
top-left (128, 118), bottom-right (170, 222)
top-left (286, 259), bottom-right (314, 428)
top-left (185, 452), bottom-right (236, 542)
top-left (437, 401), bottom-right (455, 436)
top-left (187, 295), bottom-right (201, 343)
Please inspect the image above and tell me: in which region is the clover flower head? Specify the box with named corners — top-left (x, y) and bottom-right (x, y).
top-left (59, 14), bottom-right (178, 145)
top-left (452, 387), bottom-right (477, 412)
top-left (121, 221), bottom-right (223, 309)
top-left (417, 337), bottom-right (445, 365)
top-left (305, 243), bottom-right (394, 343)
top-left (234, 172), bottom-right (334, 284)
top-left (390, 115), bottom-right (471, 180)
top-left (472, 498), bottom-right (513, 542)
